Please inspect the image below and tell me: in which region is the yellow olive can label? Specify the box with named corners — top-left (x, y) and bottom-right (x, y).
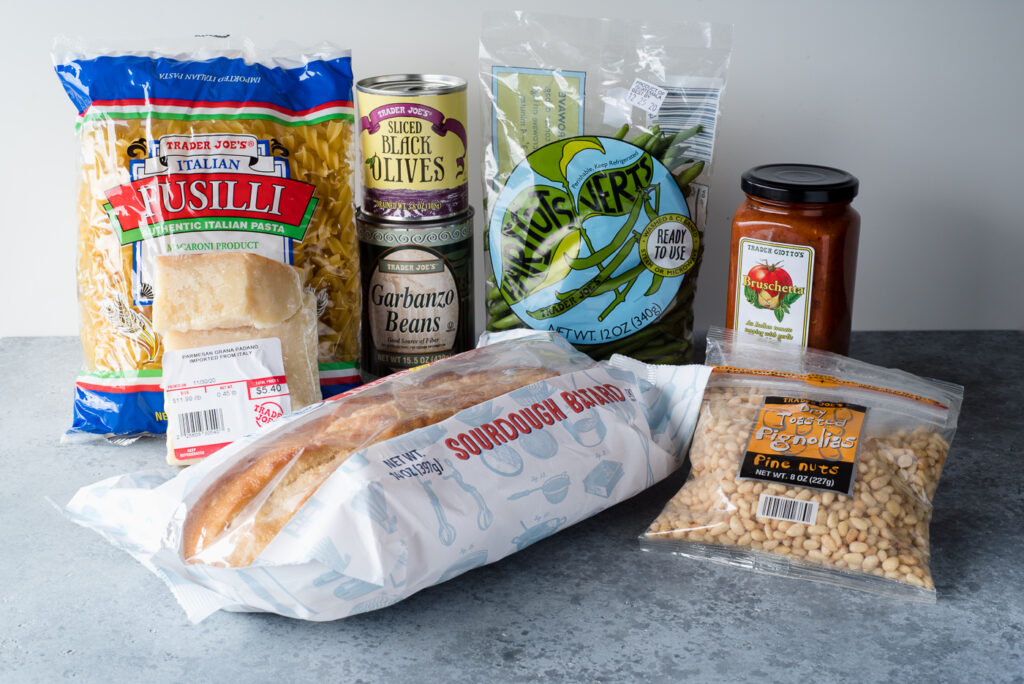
top-left (357, 85), bottom-right (468, 220)
top-left (738, 396), bottom-right (867, 495)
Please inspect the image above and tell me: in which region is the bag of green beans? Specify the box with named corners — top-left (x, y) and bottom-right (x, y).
top-left (480, 11), bottom-right (732, 364)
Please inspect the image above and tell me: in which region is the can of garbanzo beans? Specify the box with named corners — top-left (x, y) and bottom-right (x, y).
top-left (357, 74), bottom-right (468, 221)
top-left (357, 209), bottom-right (474, 378)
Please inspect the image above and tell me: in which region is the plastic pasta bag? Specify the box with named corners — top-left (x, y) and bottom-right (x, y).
top-left (66, 332), bottom-right (711, 622)
top-left (54, 39), bottom-right (361, 442)
top-left (480, 11), bottom-right (731, 364)
top-left (642, 328), bottom-right (964, 601)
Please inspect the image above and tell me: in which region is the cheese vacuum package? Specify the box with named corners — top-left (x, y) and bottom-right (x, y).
top-left (65, 332), bottom-right (711, 622)
top-left (480, 12), bottom-right (731, 364)
top-left (642, 328), bottom-right (964, 601)
top-left (54, 40), bottom-right (361, 442)
top-left (155, 253), bottom-right (322, 465)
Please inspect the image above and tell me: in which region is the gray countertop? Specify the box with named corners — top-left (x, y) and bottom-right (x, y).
top-left (1, 331), bottom-right (1022, 683)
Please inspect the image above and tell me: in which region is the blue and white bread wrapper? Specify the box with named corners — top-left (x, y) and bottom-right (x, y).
top-left (66, 331), bottom-right (711, 622)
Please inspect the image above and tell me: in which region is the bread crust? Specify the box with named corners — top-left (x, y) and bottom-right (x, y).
top-left (182, 364), bottom-right (557, 566)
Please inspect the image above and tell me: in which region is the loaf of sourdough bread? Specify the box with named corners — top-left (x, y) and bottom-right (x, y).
top-left (182, 360), bottom-right (558, 567)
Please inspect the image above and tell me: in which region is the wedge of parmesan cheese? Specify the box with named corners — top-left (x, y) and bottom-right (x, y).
top-left (161, 292), bottom-right (321, 465)
top-left (153, 253), bottom-right (304, 333)
top-left (162, 292), bottom-right (322, 409)
top-left (153, 253), bottom-right (322, 466)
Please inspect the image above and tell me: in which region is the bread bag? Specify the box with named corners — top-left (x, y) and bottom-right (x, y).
top-left (66, 332), bottom-right (710, 622)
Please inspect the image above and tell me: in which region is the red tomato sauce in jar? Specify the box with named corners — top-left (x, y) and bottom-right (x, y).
top-left (726, 164), bottom-right (860, 354)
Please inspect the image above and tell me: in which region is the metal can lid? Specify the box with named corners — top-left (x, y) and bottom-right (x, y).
top-left (355, 207), bottom-right (474, 229)
top-left (741, 164), bottom-right (859, 204)
top-left (356, 74), bottom-right (466, 96)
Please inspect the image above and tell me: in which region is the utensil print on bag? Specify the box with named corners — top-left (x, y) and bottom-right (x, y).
top-left (509, 382), bottom-right (551, 406)
top-left (519, 428), bottom-right (558, 460)
top-left (654, 367), bottom-right (706, 444)
top-left (313, 570), bottom-right (344, 587)
top-left (390, 424), bottom-right (447, 456)
top-left (507, 472), bottom-right (571, 504)
top-left (389, 541), bottom-right (409, 589)
top-left (629, 427), bottom-right (654, 486)
top-left (457, 402), bottom-right (503, 424)
top-left (442, 459), bottom-right (494, 530)
top-left (309, 537), bottom-right (352, 585)
top-left (642, 380), bottom-right (673, 434)
top-left (437, 549), bottom-right (489, 583)
top-left (511, 516), bottom-right (567, 551)
top-left (583, 460), bottom-right (624, 498)
top-left (351, 594), bottom-right (400, 616)
top-left (237, 565), bottom-right (313, 614)
top-left (481, 443), bottom-right (524, 477)
top-left (313, 537), bottom-right (352, 570)
top-left (190, 565), bottom-right (246, 605)
top-left (333, 576), bottom-right (381, 602)
top-left (565, 415), bottom-right (608, 447)
top-left (419, 479), bottom-right (457, 546)
top-left (351, 481), bottom-right (398, 533)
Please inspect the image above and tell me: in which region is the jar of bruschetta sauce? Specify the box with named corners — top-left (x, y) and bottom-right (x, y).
top-left (726, 164), bottom-right (860, 355)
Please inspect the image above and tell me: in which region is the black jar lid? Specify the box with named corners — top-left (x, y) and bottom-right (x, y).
top-left (741, 164), bottom-right (859, 204)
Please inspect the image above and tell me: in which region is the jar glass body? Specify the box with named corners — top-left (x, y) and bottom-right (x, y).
top-left (726, 194), bottom-right (860, 355)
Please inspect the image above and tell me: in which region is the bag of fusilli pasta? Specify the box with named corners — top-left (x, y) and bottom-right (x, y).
top-left (54, 41), bottom-right (361, 441)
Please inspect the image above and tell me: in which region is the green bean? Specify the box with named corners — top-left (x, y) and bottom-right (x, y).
top-left (591, 263), bottom-right (646, 297)
top-left (598, 338), bottom-right (647, 359)
top-left (643, 129), bottom-right (663, 154)
top-left (489, 311), bottom-right (524, 331)
top-left (488, 298), bottom-right (512, 318)
top-left (598, 276), bottom-right (638, 321)
top-left (670, 124), bottom-right (702, 145)
top-left (531, 232), bottom-right (639, 318)
top-left (649, 340), bottom-right (693, 364)
top-left (674, 160), bottom-right (705, 189)
top-left (661, 145), bottom-right (689, 170)
top-left (629, 132), bottom-right (652, 149)
top-left (612, 123), bottom-right (629, 140)
top-left (569, 186), bottom-right (653, 270)
top-left (580, 330), bottom-right (647, 356)
top-left (645, 274), bottom-right (664, 296)
top-left (640, 338), bottom-right (684, 357)
top-left (668, 274), bottom-right (698, 305)
top-left (650, 133), bottom-right (673, 158)
top-left (622, 330), bottom-right (678, 358)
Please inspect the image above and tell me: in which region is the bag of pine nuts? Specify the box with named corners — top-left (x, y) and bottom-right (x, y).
top-left (642, 328), bottom-right (963, 601)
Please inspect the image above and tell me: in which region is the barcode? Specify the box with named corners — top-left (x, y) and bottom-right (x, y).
top-left (650, 85), bottom-right (723, 163)
top-left (177, 408), bottom-right (225, 438)
top-left (756, 493), bottom-right (819, 525)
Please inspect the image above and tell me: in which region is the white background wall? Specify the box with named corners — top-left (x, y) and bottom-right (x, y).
top-left (1, 0), bottom-right (1020, 337)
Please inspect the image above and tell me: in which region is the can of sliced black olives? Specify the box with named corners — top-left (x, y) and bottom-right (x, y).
top-left (356, 209), bottom-right (474, 378)
top-left (356, 74), bottom-right (469, 221)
